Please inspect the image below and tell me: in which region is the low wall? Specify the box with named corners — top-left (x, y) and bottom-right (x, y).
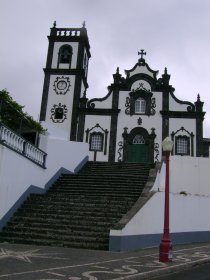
top-left (0, 134), bottom-right (89, 229)
top-left (110, 156), bottom-right (210, 251)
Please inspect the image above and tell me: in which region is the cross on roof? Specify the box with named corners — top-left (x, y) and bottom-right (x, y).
top-left (138, 49), bottom-right (146, 60)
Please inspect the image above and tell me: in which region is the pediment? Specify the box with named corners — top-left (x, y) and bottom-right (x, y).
top-left (125, 61), bottom-right (158, 79)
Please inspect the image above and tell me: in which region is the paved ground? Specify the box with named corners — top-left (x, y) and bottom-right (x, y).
top-left (0, 242), bottom-right (210, 279)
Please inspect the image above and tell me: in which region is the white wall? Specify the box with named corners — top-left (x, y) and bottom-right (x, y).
top-left (110, 156), bottom-right (210, 236)
top-left (0, 135), bottom-right (88, 223)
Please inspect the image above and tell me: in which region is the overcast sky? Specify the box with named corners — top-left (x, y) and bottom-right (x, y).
top-left (1, 0), bottom-right (210, 136)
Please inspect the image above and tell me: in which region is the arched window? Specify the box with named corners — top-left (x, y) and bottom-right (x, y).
top-left (133, 134), bottom-right (145, 144)
top-left (135, 98), bottom-right (146, 114)
top-left (58, 45), bottom-right (73, 65)
top-left (90, 132), bottom-right (103, 151)
top-left (175, 136), bottom-right (190, 155)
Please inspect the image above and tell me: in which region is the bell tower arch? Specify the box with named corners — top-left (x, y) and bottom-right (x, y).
top-left (40, 21), bottom-right (91, 140)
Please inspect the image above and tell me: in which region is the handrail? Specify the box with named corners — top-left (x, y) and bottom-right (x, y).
top-left (0, 123), bottom-right (47, 168)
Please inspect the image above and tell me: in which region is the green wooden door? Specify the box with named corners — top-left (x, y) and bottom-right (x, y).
top-left (128, 144), bottom-right (149, 163)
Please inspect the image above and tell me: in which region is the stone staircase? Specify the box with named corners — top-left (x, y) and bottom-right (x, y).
top-left (0, 161), bottom-right (153, 250)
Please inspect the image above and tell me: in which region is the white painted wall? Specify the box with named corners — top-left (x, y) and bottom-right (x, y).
top-left (45, 74), bottom-right (76, 138)
top-left (169, 93), bottom-right (193, 111)
top-left (90, 91), bottom-right (113, 109)
top-left (110, 156), bottom-right (210, 236)
top-left (0, 135), bottom-right (88, 221)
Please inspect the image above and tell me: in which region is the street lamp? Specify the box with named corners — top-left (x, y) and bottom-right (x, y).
top-left (159, 136), bottom-right (173, 262)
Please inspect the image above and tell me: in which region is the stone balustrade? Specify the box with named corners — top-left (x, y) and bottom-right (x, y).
top-left (0, 123), bottom-right (47, 168)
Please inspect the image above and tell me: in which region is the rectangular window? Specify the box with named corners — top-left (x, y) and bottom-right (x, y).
top-left (176, 137), bottom-right (188, 154)
top-left (135, 98), bottom-right (146, 113)
top-left (91, 134), bottom-right (102, 151)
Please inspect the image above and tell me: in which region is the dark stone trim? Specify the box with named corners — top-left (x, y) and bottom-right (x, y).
top-left (79, 108), bottom-right (120, 116)
top-left (40, 73), bottom-right (51, 121)
top-left (108, 89), bottom-right (119, 162)
top-left (160, 110), bottom-right (205, 119)
top-left (46, 39), bottom-right (55, 69)
top-left (125, 61), bottom-right (158, 79)
top-left (125, 73), bottom-right (157, 91)
top-left (70, 75), bottom-right (82, 141)
top-left (196, 117), bottom-right (204, 157)
top-left (203, 138), bottom-right (210, 157)
top-left (77, 112), bottom-right (86, 142)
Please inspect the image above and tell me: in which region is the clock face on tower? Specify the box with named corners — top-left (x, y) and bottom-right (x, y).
top-left (57, 80), bottom-right (67, 90)
top-left (53, 76), bottom-right (71, 94)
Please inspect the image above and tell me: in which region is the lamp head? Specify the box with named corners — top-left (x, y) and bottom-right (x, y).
top-left (162, 137), bottom-right (173, 152)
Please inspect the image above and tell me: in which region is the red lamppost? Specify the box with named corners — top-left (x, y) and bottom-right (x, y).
top-left (159, 137), bottom-right (173, 262)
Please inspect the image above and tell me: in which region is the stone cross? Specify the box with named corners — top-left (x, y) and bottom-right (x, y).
top-left (138, 49), bottom-right (146, 60)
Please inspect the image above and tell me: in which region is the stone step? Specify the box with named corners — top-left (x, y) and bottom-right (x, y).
top-left (0, 230), bottom-right (109, 243)
top-left (14, 210), bottom-right (124, 220)
top-left (2, 225), bottom-right (109, 237)
top-left (0, 236), bottom-right (108, 250)
top-left (9, 216), bottom-right (118, 226)
top-left (5, 221), bottom-right (112, 233)
top-left (16, 207), bottom-right (127, 216)
top-left (0, 161), bottom-right (152, 250)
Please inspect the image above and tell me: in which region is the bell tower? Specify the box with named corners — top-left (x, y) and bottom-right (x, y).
top-left (40, 21), bottom-right (91, 140)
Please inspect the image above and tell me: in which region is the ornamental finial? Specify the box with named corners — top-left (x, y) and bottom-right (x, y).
top-left (82, 21), bottom-right (86, 28)
top-left (53, 21), bottom-right (56, 28)
top-left (116, 67), bottom-right (119, 74)
top-left (197, 93), bottom-right (200, 101)
top-left (164, 67), bottom-right (168, 74)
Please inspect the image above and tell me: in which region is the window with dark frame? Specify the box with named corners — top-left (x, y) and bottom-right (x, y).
top-left (175, 136), bottom-right (190, 155)
top-left (90, 133), bottom-right (103, 151)
top-left (135, 98), bottom-right (146, 114)
top-left (55, 107), bottom-right (64, 119)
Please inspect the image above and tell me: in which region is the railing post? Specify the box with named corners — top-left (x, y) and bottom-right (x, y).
top-left (22, 141), bottom-right (26, 155)
top-left (43, 154), bottom-right (47, 168)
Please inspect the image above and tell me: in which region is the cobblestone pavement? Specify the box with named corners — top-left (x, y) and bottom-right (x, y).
top-left (0, 242), bottom-right (210, 279)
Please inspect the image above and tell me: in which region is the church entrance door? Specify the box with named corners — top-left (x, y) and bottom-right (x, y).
top-left (128, 134), bottom-right (149, 163)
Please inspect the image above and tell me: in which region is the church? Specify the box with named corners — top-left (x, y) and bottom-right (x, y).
top-left (1, 22), bottom-right (210, 251)
top-left (39, 21), bottom-right (209, 163)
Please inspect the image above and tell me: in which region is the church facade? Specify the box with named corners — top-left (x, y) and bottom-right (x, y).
top-left (40, 22), bottom-right (209, 163)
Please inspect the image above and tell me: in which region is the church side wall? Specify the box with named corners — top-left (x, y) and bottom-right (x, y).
top-left (109, 156), bottom-right (210, 251)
